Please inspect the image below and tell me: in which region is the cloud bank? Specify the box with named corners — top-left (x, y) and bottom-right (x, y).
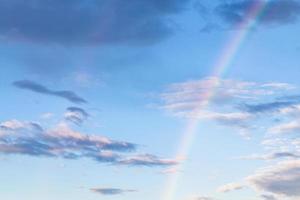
top-left (0, 0), bottom-right (190, 45)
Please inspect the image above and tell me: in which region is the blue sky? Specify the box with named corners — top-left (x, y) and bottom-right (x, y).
top-left (1, 1), bottom-right (300, 200)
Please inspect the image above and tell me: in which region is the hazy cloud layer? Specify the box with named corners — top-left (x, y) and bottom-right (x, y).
top-left (0, 0), bottom-right (190, 45)
top-left (13, 80), bottom-right (87, 104)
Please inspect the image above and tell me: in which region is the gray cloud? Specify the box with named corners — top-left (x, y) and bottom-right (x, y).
top-left (91, 188), bottom-right (136, 195)
top-left (216, 0), bottom-right (300, 27)
top-left (64, 107), bottom-right (89, 126)
top-left (0, 0), bottom-right (190, 45)
top-left (13, 80), bottom-right (87, 104)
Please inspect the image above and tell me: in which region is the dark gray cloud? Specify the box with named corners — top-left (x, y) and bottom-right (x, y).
top-left (0, 0), bottom-right (190, 45)
top-left (64, 107), bottom-right (89, 126)
top-left (13, 80), bottom-right (87, 104)
top-left (0, 120), bottom-right (178, 167)
top-left (216, 0), bottom-right (300, 27)
top-left (91, 188), bottom-right (136, 195)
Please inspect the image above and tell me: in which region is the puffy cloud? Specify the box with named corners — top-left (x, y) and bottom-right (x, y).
top-left (247, 160), bottom-right (300, 197)
top-left (217, 182), bottom-right (245, 193)
top-left (216, 0), bottom-right (300, 27)
top-left (0, 0), bottom-right (190, 45)
top-left (64, 107), bottom-right (89, 126)
top-left (91, 187), bottom-right (136, 195)
top-left (13, 80), bottom-right (87, 104)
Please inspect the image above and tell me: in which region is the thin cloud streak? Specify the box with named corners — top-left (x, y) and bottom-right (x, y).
top-left (13, 80), bottom-right (87, 104)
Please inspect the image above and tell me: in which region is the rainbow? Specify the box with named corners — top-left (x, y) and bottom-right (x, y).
top-left (161, 1), bottom-right (268, 200)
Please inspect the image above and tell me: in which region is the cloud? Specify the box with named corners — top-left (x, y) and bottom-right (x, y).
top-left (217, 182), bottom-right (245, 193)
top-left (64, 107), bottom-right (89, 126)
top-left (13, 80), bottom-right (87, 104)
top-left (268, 120), bottom-right (300, 134)
top-left (0, 120), bottom-right (43, 132)
top-left (260, 194), bottom-right (278, 200)
top-left (247, 160), bottom-right (300, 197)
top-left (241, 101), bottom-right (298, 113)
top-left (216, 0), bottom-right (300, 27)
top-left (0, 0), bottom-right (190, 45)
top-left (0, 121), bottom-right (134, 158)
top-left (193, 197), bottom-right (215, 200)
top-left (238, 152), bottom-right (300, 160)
top-left (160, 77), bottom-right (293, 115)
top-left (91, 188), bottom-right (136, 195)
top-left (0, 120), bottom-right (178, 167)
top-left (159, 77), bottom-right (293, 134)
top-left (118, 154), bottom-right (180, 167)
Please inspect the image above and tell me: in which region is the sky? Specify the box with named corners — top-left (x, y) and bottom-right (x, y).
top-left (1, 0), bottom-right (300, 200)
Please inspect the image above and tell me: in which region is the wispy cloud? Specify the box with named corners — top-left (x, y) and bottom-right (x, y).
top-left (193, 196), bottom-right (215, 200)
top-left (91, 187), bottom-right (137, 195)
top-left (238, 152), bottom-right (300, 161)
top-left (118, 154), bottom-right (180, 167)
top-left (260, 194), bottom-right (278, 200)
top-left (13, 80), bottom-right (87, 104)
top-left (159, 77), bottom-right (294, 135)
top-left (268, 120), bottom-right (300, 134)
top-left (160, 77), bottom-right (293, 115)
top-left (64, 107), bottom-right (89, 126)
